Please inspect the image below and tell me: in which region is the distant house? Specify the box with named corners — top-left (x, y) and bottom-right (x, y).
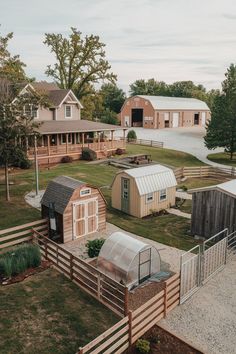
top-left (189, 179), bottom-right (236, 238)
top-left (13, 81), bottom-right (126, 164)
top-left (41, 176), bottom-right (106, 243)
top-left (119, 95), bottom-right (210, 129)
top-left (111, 165), bottom-right (177, 218)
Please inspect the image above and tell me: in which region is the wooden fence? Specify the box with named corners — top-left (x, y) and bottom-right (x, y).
top-left (0, 219), bottom-right (48, 250)
top-left (32, 229), bottom-right (128, 317)
top-left (126, 138), bottom-right (164, 148)
top-left (77, 273), bottom-right (180, 354)
top-left (174, 166), bottom-right (236, 181)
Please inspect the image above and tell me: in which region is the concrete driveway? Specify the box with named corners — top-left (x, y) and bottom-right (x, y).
top-left (116, 126), bottom-right (226, 167)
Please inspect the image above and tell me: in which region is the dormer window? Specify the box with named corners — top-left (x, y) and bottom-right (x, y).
top-left (24, 104), bottom-right (38, 119)
top-left (65, 105), bottom-right (72, 118)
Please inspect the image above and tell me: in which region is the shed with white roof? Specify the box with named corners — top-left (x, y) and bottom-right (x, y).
top-left (119, 95), bottom-right (211, 129)
top-left (111, 165), bottom-right (177, 218)
top-left (189, 179), bottom-right (236, 238)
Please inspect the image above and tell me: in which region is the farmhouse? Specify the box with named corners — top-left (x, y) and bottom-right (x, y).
top-left (119, 95), bottom-right (210, 129)
top-left (111, 165), bottom-right (177, 218)
top-left (41, 176), bottom-right (106, 243)
top-left (189, 179), bottom-right (236, 238)
top-left (11, 81), bottom-right (126, 164)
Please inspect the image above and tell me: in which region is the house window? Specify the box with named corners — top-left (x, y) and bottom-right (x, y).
top-left (80, 188), bottom-right (91, 197)
top-left (24, 104), bottom-right (38, 118)
top-left (160, 189), bottom-right (167, 201)
top-left (146, 193), bottom-right (153, 203)
top-left (65, 105), bottom-right (72, 118)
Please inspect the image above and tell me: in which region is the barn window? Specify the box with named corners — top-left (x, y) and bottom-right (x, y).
top-left (146, 193), bottom-right (153, 203)
top-left (160, 189), bottom-right (167, 201)
top-left (80, 188), bottom-right (91, 197)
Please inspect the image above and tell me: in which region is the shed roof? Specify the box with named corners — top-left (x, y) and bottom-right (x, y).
top-left (137, 95), bottom-right (209, 110)
top-left (41, 176), bottom-right (85, 214)
top-left (188, 179), bottom-right (236, 199)
top-left (117, 165), bottom-right (177, 195)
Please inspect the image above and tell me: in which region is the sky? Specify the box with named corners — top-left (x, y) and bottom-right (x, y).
top-left (1, 0), bottom-right (236, 93)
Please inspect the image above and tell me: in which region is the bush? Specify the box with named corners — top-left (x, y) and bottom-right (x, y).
top-left (12, 150), bottom-right (32, 169)
top-left (136, 339), bottom-right (151, 353)
top-left (0, 243), bottom-right (41, 278)
top-left (61, 155), bottom-right (73, 163)
top-left (81, 148), bottom-right (97, 161)
top-left (127, 130), bottom-right (137, 142)
top-left (116, 148), bottom-right (124, 155)
top-left (86, 239), bottom-right (105, 258)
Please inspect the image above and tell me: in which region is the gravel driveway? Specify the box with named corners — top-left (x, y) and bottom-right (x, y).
top-left (160, 257), bottom-right (236, 354)
top-left (116, 126), bottom-right (226, 167)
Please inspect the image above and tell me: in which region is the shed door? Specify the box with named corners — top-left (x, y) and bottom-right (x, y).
top-left (73, 198), bottom-right (98, 238)
top-left (172, 113), bottom-right (179, 128)
top-left (121, 178), bottom-right (130, 214)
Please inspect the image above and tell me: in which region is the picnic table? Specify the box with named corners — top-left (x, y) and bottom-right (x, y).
top-left (129, 154), bottom-right (152, 165)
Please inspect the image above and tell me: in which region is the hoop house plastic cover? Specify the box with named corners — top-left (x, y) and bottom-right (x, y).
top-left (97, 232), bottom-right (161, 289)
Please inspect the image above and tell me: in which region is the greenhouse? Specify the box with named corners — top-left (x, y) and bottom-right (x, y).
top-left (97, 232), bottom-right (161, 289)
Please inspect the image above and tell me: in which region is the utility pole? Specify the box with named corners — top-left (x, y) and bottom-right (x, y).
top-left (34, 135), bottom-right (39, 196)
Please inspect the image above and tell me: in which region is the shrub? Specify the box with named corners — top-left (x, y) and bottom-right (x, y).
top-left (86, 239), bottom-right (105, 258)
top-left (116, 148), bottom-right (124, 155)
top-left (0, 256), bottom-right (12, 278)
top-left (136, 339), bottom-right (151, 353)
top-left (61, 155), bottom-right (73, 163)
top-left (127, 130), bottom-right (137, 142)
top-left (81, 148), bottom-right (97, 161)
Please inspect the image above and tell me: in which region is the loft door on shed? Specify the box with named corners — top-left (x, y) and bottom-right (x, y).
top-left (73, 198), bottom-right (98, 238)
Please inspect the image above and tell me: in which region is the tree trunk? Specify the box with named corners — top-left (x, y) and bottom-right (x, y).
top-left (5, 162), bottom-right (10, 201)
top-left (230, 150), bottom-right (233, 160)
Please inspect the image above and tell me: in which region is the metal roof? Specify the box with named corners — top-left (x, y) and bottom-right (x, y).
top-left (189, 179), bottom-right (236, 199)
top-left (41, 176), bottom-right (85, 214)
top-left (137, 95), bottom-right (210, 110)
top-left (124, 165), bottom-right (177, 195)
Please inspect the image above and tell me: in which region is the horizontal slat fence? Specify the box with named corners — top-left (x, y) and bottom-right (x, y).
top-left (126, 138), bottom-right (164, 148)
top-left (78, 273), bottom-right (180, 354)
top-left (174, 166), bottom-right (236, 181)
top-left (0, 219), bottom-right (48, 249)
top-left (32, 229), bottom-right (127, 317)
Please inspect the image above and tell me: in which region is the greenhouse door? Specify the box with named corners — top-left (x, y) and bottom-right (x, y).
top-left (138, 248), bottom-right (151, 284)
top-left (73, 199), bottom-right (98, 239)
top-left (121, 178), bottom-right (130, 214)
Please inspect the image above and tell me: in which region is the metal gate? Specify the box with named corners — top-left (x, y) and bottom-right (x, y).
top-left (180, 229), bottom-right (230, 304)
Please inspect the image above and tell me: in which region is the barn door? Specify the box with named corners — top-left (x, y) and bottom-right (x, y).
top-left (121, 178), bottom-right (130, 214)
top-left (172, 113), bottom-right (179, 128)
top-left (73, 199), bottom-right (98, 238)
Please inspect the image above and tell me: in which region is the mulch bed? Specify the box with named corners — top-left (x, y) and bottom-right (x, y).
top-left (0, 260), bottom-right (51, 286)
top-left (126, 325), bottom-right (204, 354)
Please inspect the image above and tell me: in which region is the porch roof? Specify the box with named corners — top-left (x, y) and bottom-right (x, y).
top-left (36, 119), bottom-right (123, 135)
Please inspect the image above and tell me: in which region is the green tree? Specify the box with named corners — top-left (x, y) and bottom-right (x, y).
top-left (100, 109), bottom-right (118, 125)
top-left (205, 64), bottom-right (236, 160)
top-left (44, 27), bottom-right (116, 99)
top-left (129, 78), bottom-right (169, 96)
top-left (99, 83), bottom-right (126, 113)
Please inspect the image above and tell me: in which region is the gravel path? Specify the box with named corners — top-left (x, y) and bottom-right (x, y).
top-left (160, 257), bottom-right (236, 354)
top-left (166, 208), bottom-right (191, 219)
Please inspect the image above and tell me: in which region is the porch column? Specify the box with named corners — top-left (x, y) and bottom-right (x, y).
top-left (66, 133), bottom-right (68, 154)
top-left (111, 130), bottom-right (114, 148)
top-left (98, 132), bottom-right (101, 150)
top-left (41, 136), bottom-right (44, 147)
top-left (74, 133), bottom-right (77, 145)
top-left (47, 135), bottom-right (50, 156)
top-left (82, 133), bottom-right (84, 147)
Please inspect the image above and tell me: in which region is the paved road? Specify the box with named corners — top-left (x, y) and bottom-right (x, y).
top-left (116, 126), bottom-right (227, 168)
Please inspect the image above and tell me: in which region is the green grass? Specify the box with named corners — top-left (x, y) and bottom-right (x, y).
top-left (207, 152), bottom-right (236, 167)
top-left (0, 268), bottom-right (118, 354)
top-left (178, 177), bottom-right (221, 190)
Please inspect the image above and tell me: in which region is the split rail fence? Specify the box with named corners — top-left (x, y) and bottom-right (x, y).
top-left (126, 138), bottom-right (164, 148)
top-left (77, 273), bottom-right (180, 354)
top-left (174, 166), bottom-right (236, 181)
top-left (32, 229), bottom-right (128, 317)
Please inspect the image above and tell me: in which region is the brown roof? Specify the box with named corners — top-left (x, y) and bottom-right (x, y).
top-left (31, 81), bottom-right (60, 92)
top-left (31, 82), bottom-right (70, 107)
top-left (37, 119), bottom-right (123, 134)
top-left (47, 89), bottom-right (70, 107)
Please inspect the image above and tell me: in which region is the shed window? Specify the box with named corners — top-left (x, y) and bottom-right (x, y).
top-left (146, 193), bottom-right (154, 203)
top-left (160, 189), bottom-right (167, 201)
top-left (80, 188), bottom-right (91, 197)
top-left (65, 105), bottom-right (72, 118)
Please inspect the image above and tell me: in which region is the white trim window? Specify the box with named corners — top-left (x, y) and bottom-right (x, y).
top-left (159, 189), bottom-right (167, 201)
top-left (65, 105), bottom-right (72, 118)
top-left (146, 192), bottom-right (154, 203)
top-left (80, 188), bottom-right (91, 197)
top-left (24, 104), bottom-right (38, 119)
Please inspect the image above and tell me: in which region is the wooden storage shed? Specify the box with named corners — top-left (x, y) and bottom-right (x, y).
top-left (111, 165), bottom-right (177, 218)
top-left (41, 176), bottom-right (106, 243)
top-left (189, 179), bottom-right (236, 238)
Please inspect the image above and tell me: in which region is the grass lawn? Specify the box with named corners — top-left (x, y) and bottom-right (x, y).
top-left (0, 268), bottom-right (118, 354)
top-left (207, 152), bottom-right (236, 167)
top-left (178, 177), bottom-right (220, 190)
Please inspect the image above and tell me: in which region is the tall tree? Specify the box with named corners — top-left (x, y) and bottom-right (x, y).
top-left (99, 83), bottom-right (126, 113)
top-left (44, 27), bottom-right (116, 99)
top-left (129, 78), bottom-right (169, 96)
top-left (205, 64), bottom-right (236, 160)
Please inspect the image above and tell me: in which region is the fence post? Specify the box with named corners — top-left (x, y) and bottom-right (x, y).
top-left (164, 281), bottom-right (167, 317)
top-left (70, 254), bottom-right (74, 280)
top-left (124, 287), bottom-right (129, 316)
top-left (128, 310), bottom-right (133, 346)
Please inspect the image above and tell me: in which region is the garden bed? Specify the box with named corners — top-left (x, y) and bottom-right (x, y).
top-left (126, 325), bottom-right (203, 354)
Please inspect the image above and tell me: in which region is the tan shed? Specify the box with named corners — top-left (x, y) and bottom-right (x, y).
top-left (41, 176), bottom-right (106, 243)
top-left (111, 165), bottom-right (177, 218)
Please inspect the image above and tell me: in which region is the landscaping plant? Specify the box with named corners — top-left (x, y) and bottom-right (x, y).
top-left (127, 130), bottom-right (137, 141)
top-left (61, 155), bottom-right (73, 163)
top-left (86, 239), bottom-right (105, 258)
top-left (81, 148), bottom-right (97, 161)
top-left (136, 339), bottom-right (151, 353)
